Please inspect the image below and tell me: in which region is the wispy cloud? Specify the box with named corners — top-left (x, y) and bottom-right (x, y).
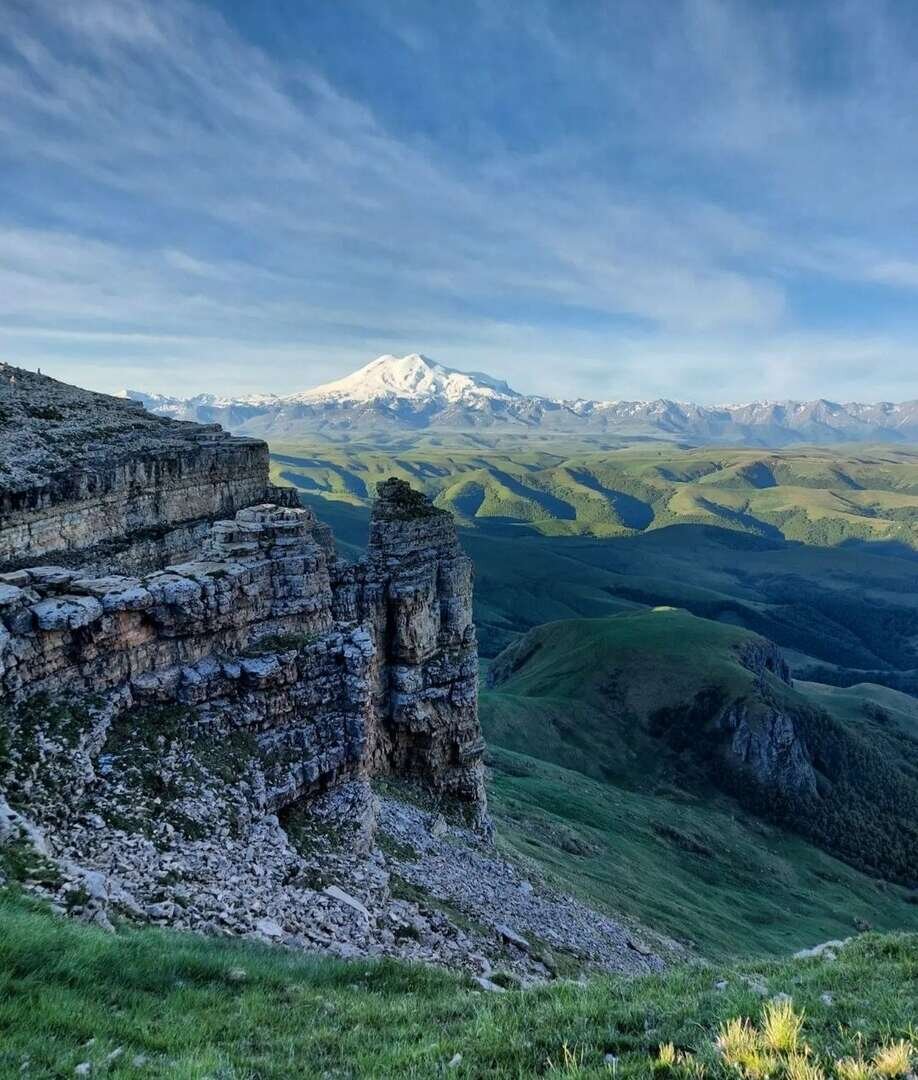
top-left (1, 0), bottom-right (918, 400)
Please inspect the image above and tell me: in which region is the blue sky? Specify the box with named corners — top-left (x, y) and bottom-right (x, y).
top-left (3, 0), bottom-right (918, 402)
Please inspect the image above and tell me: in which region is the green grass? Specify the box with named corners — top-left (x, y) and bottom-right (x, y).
top-left (483, 607), bottom-right (918, 882)
top-left (269, 456), bottom-right (918, 956)
top-left (481, 609), bottom-right (764, 792)
top-left (1, 892), bottom-right (916, 1078)
top-left (283, 486), bottom-right (918, 949)
top-left (797, 681), bottom-right (918, 736)
top-left (487, 746), bottom-right (918, 960)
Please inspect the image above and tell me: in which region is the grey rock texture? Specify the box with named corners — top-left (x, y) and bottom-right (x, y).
top-left (0, 363), bottom-right (294, 570)
top-left (727, 637), bottom-right (817, 797)
top-left (0, 378), bottom-right (663, 978)
top-left (1, 485), bottom-right (486, 820)
top-left (376, 797), bottom-right (664, 976)
top-left (717, 701), bottom-right (818, 798)
top-left (736, 637), bottom-right (792, 689)
top-left (366, 479), bottom-right (486, 817)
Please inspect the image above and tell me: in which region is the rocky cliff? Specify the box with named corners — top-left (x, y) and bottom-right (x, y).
top-left (0, 372), bottom-right (662, 979)
top-left (0, 481), bottom-right (486, 820)
top-left (718, 639), bottom-right (817, 798)
top-left (0, 363), bottom-right (294, 572)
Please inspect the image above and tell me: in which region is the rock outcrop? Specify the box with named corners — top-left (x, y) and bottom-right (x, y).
top-left (1, 481), bottom-right (486, 821)
top-left (0, 372), bottom-right (667, 978)
top-left (0, 363), bottom-right (294, 571)
top-left (1, 368), bottom-right (487, 854)
top-left (727, 638), bottom-right (817, 797)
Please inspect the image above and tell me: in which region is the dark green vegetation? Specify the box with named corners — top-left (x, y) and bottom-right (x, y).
top-left (489, 745), bottom-right (918, 960)
top-left (1, 892), bottom-right (915, 1078)
top-left (269, 440), bottom-right (918, 546)
top-left (485, 611), bottom-right (918, 885)
top-left (292, 490), bottom-right (918, 693)
top-left (481, 610), bottom-right (918, 956)
top-left (280, 477), bottom-right (918, 957)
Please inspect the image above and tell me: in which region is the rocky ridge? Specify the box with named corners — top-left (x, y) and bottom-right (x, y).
top-left (121, 352), bottom-right (918, 445)
top-left (0, 373), bottom-right (662, 980)
top-left (0, 362), bottom-right (293, 571)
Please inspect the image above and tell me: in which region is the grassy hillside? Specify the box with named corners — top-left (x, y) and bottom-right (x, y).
top-left (798, 681), bottom-right (918, 734)
top-left (1, 893), bottom-right (916, 1078)
top-left (270, 440), bottom-right (918, 547)
top-left (482, 610), bottom-right (918, 885)
top-left (483, 611), bottom-right (765, 788)
top-left (487, 746), bottom-right (918, 959)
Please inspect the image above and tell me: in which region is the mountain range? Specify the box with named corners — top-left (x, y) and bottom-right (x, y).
top-left (120, 352), bottom-right (918, 446)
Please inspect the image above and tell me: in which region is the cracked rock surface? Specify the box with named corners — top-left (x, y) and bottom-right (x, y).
top-left (0, 363), bottom-right (293, 570)
top-left (0, 378), bottom-right (664, 982)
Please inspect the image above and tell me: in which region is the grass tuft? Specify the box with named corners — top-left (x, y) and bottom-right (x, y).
top-left (871, 1039), bottom-right (914, 1078)
top-left (760, 998), bottom-right (805, 1054)
top-left (715, 1016), bottom-right (760, 1071)
top-left (834, 1055), bottom-right (873, 1080)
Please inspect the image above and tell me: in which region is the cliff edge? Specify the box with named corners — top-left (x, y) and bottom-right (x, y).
top-left (0, 362), bottom-right (295, 571)
top-left (0, 370), bottom-right (662, 979)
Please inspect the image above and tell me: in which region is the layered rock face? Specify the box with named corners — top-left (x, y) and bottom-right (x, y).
top-left (0, 377), bottom-right (669, 976)
top-left (0, 477), bottom-right (486, 820)
top-left (366, 480), bottom-right (484, 808)
top-left (0, 363), bottom-right (293, 571)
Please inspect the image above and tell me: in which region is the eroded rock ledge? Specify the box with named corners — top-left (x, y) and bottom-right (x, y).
top-left (0, 363), bottom-right (294, 571)
top-left (1, 479), bottom-right (486, 817)
top-left (0, 370), bottom-right (663, 977)
top-left (0, 478), bottom-right (662, 977)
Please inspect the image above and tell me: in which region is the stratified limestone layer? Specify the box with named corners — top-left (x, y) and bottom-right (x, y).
top-left (367, 479), bottom-right (484, 807)
top-left (0, 364), bottom-right (292, 570)
top-left (0, 481), bottom-right (486, 819)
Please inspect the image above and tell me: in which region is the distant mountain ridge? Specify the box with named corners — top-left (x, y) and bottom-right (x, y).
top-left (119, 353), bottom-right (918, 446)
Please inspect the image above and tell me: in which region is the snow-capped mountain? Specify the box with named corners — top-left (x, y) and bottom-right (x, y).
top-left (286, 353), bottom-right (517, 405)
top-left (118, 353), bottom-right (918, 446)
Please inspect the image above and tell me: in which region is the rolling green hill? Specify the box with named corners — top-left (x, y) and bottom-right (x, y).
top-left (480, 610), bottom-right (918, 956)
top-left (482, 610), bottom-right (918, 883)
top-left (270, 440), bottom-right (918, 546)
top-left (483, 610), bottom-right (778, 789)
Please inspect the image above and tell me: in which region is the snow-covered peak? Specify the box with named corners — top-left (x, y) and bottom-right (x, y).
top-left (116, 354), bottom-right (918, 446)
top-left (116, 388), bottom-right (282, 410)
top-left (283, 353), bottom-right (517, 406)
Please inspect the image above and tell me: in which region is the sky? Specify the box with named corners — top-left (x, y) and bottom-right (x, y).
top-left (3, 1), bottom-right (918, 403)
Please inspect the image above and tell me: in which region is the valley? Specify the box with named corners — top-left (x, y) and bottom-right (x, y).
top-left (284, 465), bottom-right (918, 959)
top-left (482, 612), bottom-right (918, 957)
top-left (269, 439), bottom-right (918, 547)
